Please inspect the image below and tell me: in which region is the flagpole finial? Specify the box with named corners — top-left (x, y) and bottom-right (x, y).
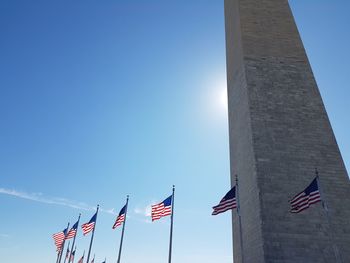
top-left (315, 167), bottom-right (319, 177)
top-left (127, 195), bottom-right (129, 199)
top-left (235, 174), bottom-right (238, 182)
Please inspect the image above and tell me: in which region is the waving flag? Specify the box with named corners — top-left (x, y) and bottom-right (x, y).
top-left (65, 244), bottom-right (70, 260)
top-left (66, 220), bottom-right (79, 239)
top-left (151, 195), bottom-right (172, 221)
top-left (290, 177), bottom-right (321, 213)
top-left (112, 205), bottom-right (127, 229)
top-left (70, 249), bottom-right (76, 262)
top-left (77, 255), bottom-right (84, 263)
top-left (212, 187), bottom-right (237, 215)
top-left (82, 212), bottom-right (97, 235)
top-left (52, 227), bottom-right (68, 251)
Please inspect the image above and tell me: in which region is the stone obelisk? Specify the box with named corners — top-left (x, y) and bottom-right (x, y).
top-left (224, 0), bottom-right (350, 262)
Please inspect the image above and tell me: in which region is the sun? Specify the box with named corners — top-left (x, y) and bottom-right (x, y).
top-left (219, 84), bottom-right (228, 111)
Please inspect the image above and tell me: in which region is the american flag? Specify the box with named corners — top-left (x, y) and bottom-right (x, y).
top-left (70, 248), bottom-right (76, 262)
top-left (212, 186), bottom-right (237, 215)
top-left (66, 220), bottom-right (79, 240)
top-left (65, 245), bottom-right (70, 260)
top-left (77, 254), bottom-right (84, 263)
top-left (52, 227), bottom-right (68, 252)
top-left (151, 195), bottom-right (172, 221)
top-left (290, 177), bottom-right (321, 213)
top-left (112, 204), bottom-right (127, 229)
top-left (91, 256), bottom-right (95, 263)
top-left (81, 212), bottom-right (97, 235)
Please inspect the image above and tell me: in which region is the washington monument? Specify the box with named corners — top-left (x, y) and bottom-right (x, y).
top-left (224, 0), bottom-right (350, 262)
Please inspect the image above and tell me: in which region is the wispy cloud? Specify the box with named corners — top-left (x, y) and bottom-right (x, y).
top-left (0, 188), bottom-right (117, 215)
top-left (101, 207), bottom-right (117, 215)
top-left (134, 202), bottom-right (153, 217)
top-left (0, 233), bottom-right (9, 238)
top-left (133, 201), bottom-right (155, 224)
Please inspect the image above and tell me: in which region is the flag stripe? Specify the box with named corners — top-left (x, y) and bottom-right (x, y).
top-left (212, 199), bottom-right (235, 209)
top-left (113, 214), bottom-right (125, 229)
top-left (81, 211), bottom-right (97, 235)
top-left (291, 191), bottom-right (320, 206)
top-left (81, 222), bottom-right (95, 235)
top-left (212, 201), bottom-right (237, 215)
top-left (112, 204), bottom-right (127, 229)
top-left (291, 194), bottom-right (321, 209)
top-left (70, 250), bottom-right (76, 262)
top-left (52, 230), bottom-right (67, 252)
top-left (151, 196), bottom-right (172, 221)
top-left (212, 187), bottom-right (237, 216)
top-left (290, 178), bottom-right (321, 213)
top-left (65, 229), bottom-right (77, 239)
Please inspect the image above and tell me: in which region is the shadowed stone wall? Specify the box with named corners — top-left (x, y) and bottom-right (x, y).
top-left (224, 0), bottom-right (350, 262)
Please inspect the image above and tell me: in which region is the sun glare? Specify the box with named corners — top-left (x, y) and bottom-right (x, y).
top-left (219, 86), bottom-right (228, 111)
top-left (199, 76), bottom-right (228, 121)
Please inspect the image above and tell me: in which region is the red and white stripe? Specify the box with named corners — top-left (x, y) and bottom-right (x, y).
top-left (65, 229), bottom-right (77, 240)
top-left (65, 248), bottom-right (70, 260)
top-left (151, 203), bottom-right (172, 221)
top-left (70, 250), bottom-right (75, 262)
top-left (52, 231), bottom-right (65, 252)
top-left (81, 222), bottom-right (95, 236)
top-left (112, 214), bottom-right (125, 229)
top-left (290, 190), bottom-right (321, 213)
top-left (77, 255), bottom-right (84, 263)
top-left (212, 198), bottom-right (237, 215)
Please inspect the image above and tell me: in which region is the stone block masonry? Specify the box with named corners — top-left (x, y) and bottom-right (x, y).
top-left (224, 0), bottom-right (350, 262)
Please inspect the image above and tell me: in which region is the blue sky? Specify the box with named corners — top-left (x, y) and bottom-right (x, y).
top-left (0, 1), bottom-right (349, 263)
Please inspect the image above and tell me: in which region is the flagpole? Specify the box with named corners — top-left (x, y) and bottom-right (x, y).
top-left (56, 250), bottom-right (60, 263)
top-left (168, 185), bottom-right (175, 263)
top-left (63, 241), bottom-right (70, 263)
top-left (236, 175), bottom-right (244, 263)
top-left (315, 168), bottom-right (342, 263)
top-left (58, 222), bottom-right (70, 263)
top-left (117, 195), bottom-right (129, 263)
top-left (71, 246), bottom-right (77, 263)
top-left (81, 250), bottom-right (85, 263)
top-left (86, 205), bottom-right (99, 263)
top-left (68, 214), bottom-right (81, 263)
